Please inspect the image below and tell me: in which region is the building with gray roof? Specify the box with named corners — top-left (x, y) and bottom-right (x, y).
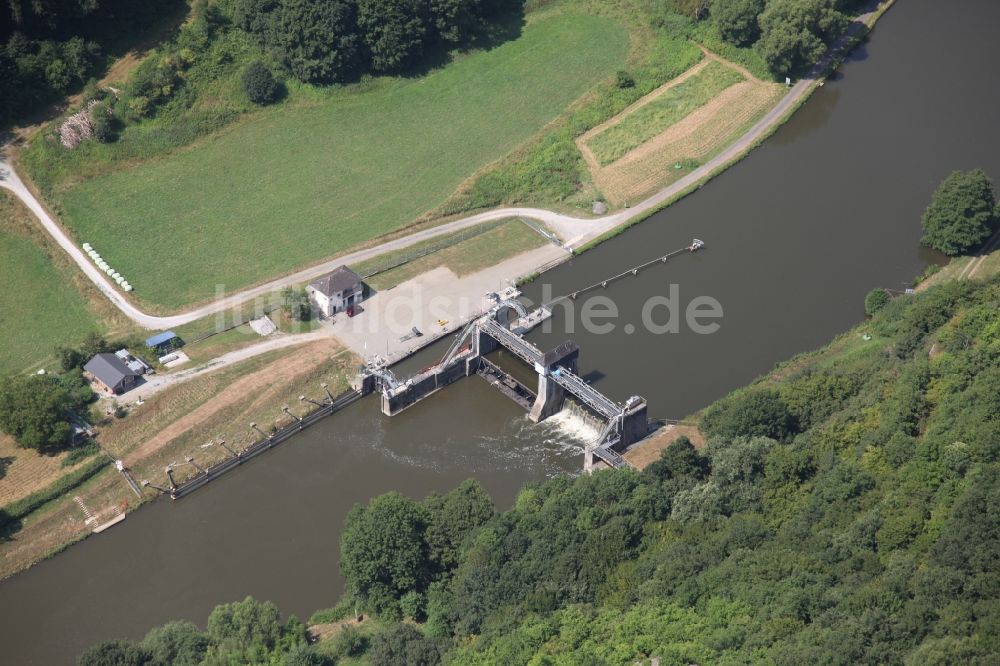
top-left (84, 353), bottom-right (141, 395)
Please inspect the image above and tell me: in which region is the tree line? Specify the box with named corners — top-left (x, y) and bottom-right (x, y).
top-left (224, 0), bottom-right (519, 84)
top-left (709, 0), bottom-right (868, 76)
top-left (0, 0), bottom-right (521, 129)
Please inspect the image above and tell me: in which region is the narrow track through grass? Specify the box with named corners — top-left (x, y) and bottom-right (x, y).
top-left (587, 60), bottom-right (745, 165)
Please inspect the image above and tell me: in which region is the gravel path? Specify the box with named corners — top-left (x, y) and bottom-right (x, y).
top-left (115, 328), bottom-right (334, 404)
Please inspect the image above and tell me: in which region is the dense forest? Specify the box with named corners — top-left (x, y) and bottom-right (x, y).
top-left (2, 0), bottom-right (873, 131)
top-left (0, 0), bottom-right (516, 128)
top-left (79, 274), bottom-right (1000, 664)
top-left (0, 0), bottom-right (185, 126)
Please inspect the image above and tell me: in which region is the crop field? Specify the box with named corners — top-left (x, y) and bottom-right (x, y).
top-left (52, 12), bottom-right (628, 310)
top-left (578, 54), bottom-right (785, 207)
top-left (0, 434), bottom-right (91, 507)
top-left (586, 60), bottom-right (745, 165)
top-left (0, 192), bottom-right (106, 375)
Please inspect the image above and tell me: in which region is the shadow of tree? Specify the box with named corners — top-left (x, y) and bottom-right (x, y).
top-left (395, 4), bottom-right (528, 80)
top-left (0, 509), bottom-right (23, 542)
top-left (0, 455), bottom-right (13, 481)
top-left (0, 0), bottom-right (189, 133)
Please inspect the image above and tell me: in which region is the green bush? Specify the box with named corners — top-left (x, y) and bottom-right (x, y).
top-left (140, 620), bottom-right (208, 666)
top-left (91, 113), bottom-right (116, 143)
top-left (329, 625), bottom-right (369, 659)
top-left (615, 69), bottom-right (636, 88)
top-left (369, 623), bottom-right (440, 666)
top-left (864, 287), bottom-right (891, 316)
top-left (61, 440), bottom-right (101, 467)
top-left (77, 640), bottom-right (151, 666)
top-left (700, 389), bottom-right (799, 442)
top-left (400, 590), bottom-right (427, 621)
top-left (340, 492), bottom-right (431, 611)
top-left (242, 61), bottom-right (279, 104)
top-left (0, 374), bottom-right (80, 452)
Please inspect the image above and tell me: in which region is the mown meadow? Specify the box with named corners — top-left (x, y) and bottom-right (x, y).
top-left (0, 192), bottom-right (105, 375)
top-left (25, 8), bottom-right (629, 310)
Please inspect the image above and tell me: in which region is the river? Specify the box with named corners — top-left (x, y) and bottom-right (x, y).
top-left (3, 0), bottom-right (1000, 662)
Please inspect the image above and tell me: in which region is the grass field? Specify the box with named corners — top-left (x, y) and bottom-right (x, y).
top-left (0, 192), bottom-right (109, 375)
top-left (48, 12), bottom-right (628, 310)
top-left (587, 61), bottom-right (745, 165)
top-left (352, 219), bottom-right (547, 290)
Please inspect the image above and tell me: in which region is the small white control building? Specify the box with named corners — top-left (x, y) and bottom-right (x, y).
top-left (306, 266), bottom-right (364, 317)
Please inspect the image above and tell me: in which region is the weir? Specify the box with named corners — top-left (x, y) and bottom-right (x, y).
top-left (353, 287), bottom-right (649, 470)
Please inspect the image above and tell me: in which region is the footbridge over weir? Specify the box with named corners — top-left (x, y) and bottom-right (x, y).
top-left (352, 288), bottom-right (648, 470)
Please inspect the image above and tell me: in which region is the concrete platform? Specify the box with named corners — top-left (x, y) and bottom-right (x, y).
top-left (328, 245), bottom-right (567, 362)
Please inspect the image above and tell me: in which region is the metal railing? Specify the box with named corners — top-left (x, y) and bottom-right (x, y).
top-left (593, 445), bottom-right (626, 468)
top-left (551, 368), bottom-right (619, 420)
top-left (481, 320), bottom-right (543, 366)
top-left (167, 389), bottom-right (363, 499)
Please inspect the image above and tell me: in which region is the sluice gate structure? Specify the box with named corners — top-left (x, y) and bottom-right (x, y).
top-left (352, 288), bottom-right (649, 470)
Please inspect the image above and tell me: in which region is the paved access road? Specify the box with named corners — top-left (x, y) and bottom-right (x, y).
top-left (0, 6), bottom-right (877, 331)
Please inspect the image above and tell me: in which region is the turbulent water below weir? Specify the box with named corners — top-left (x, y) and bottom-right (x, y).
top-left (3, 1), bottom-right (1000, 663)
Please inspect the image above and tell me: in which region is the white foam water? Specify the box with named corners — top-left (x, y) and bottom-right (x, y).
top-left (538, 410), bottom-right (601, 448)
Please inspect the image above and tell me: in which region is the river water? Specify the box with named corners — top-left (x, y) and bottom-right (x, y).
top-left (3, 1), bottom-right (1000, 662)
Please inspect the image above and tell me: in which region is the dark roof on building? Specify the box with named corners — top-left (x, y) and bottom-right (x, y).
top-left (310, 266), bottom-right (361, 297)
top-left (84, 353), bottom-right (139, 388)
top-left (145, 331), bottom-right (178, 348)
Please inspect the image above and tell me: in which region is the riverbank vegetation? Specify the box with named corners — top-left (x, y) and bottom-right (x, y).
top-left (0, 373), bottom-right (93, 452)
top-left (920, 169), bottom-right (998, 257)
top-left (80, 273), bottom-right (1000, 663)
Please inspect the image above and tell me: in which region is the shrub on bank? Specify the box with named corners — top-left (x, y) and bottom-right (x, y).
top-left (242, 61), bottom-right (279, 105)
top-left (865, 287), bottom-right (890, 316)
top-left (921, 169), bottom-right (997, 256)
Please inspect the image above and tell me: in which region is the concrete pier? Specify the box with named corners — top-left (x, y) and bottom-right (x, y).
top-left (529, 341), bottom-right (579, 422)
